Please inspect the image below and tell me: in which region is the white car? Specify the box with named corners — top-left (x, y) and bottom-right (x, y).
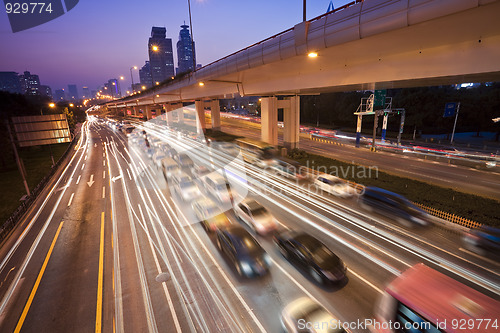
top-left (314, 175), bottom-right (354, 198)
top-left (170, 172), bottom-right (201, 202)
top-left (281, 297), bottom-right (345, 333)
top-left (233, 198), bottom-right (277, 235)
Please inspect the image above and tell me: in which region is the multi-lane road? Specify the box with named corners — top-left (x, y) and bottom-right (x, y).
top-left (0, 118), bottom-right (498, 332)
top-left (219, 116), bottom-right (500, 201)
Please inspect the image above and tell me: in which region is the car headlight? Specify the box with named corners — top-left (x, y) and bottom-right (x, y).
top-left (263, 254), bottom-right (272, 267)
top-left (240, 261), bottom-right (253, 275)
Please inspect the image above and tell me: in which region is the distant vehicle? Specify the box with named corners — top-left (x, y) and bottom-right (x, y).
top-left (274, 231), bottom-right (347, 285)
top-left (152, 151), bottom-right (166, 169)
top-left (161, 157), bottom-right (179, 179)
top-left (281, 297), bottom-right (346, 333)
top-left (170, 172), bottom-right (200, 201)
top-left (359, 187), bottom-right (430, 227)
top-left (314, 175), bottom-right (354, 198)
top-left (210, 141), bottom-right (240, 158)
top-left (191, 198), bottom-right (230, 232)
top-left (235, 137), bottom-right (276, 167)
top-left (215, 225), bottom-right (271, 277)
top-left (201, 172), bottom-right (233, 205)
top-left (174, 153), bottom-right (194, 172)
top-left (233, 198), bottom-right (278, 235)
top-left (373, 263), bottom-right (500, 333)
top-left (270, 158), bottom-right (307, 180)
top-left (123, 125), bottom-right (135, 135)
top-left (463, 226), bottom-right (500, 258)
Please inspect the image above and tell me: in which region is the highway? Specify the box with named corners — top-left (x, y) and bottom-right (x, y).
top-left (219, 116), bottom-right (500, 201)
top-left (0, 117), bottom-right (498, 333)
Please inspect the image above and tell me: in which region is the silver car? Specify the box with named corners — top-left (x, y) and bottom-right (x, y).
top-left (233, 198), bottom-right (278, 235)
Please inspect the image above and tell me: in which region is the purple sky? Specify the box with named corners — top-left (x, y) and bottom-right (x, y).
top-left (0, 0), bottom-right (351, 95)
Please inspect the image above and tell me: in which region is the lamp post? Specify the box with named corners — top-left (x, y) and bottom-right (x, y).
top-left (130, 66), bottom-right (137, 92)
top-left (149, 45), bottom-right (159, 88)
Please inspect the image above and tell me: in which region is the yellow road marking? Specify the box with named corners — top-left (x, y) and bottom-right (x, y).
top-left (14, 221), bottom-right (64, 333)
top-left (95, 212), bottom-right (105, 333)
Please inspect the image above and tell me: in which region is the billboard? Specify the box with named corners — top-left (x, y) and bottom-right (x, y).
top-left (11, 114), bottom-right (71, 147)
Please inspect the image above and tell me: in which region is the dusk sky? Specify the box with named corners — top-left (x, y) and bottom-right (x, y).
top-left (1, 0), bottom-right (351, 95)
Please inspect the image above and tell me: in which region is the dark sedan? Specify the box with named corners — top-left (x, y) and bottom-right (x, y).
top-left (463, 226), bottom-right (500, 258)
top-left (216, 225), bottom-right (271, 278)
top-left (274, 231), bottom-right (347, 285)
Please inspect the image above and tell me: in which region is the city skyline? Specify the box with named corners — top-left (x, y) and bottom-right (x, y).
top-left (0, 0), bottom-right (351, 94)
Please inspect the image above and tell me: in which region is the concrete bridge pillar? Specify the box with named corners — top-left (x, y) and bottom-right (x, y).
top-left (261, 97), bottom-right (278, 146)
top-left (145, 105), bottom-right (153, 120)
top-left (211, 99), bottom-right (221, 131)
top-left (280, 96), bottom-right (300, 150)
top-left (195, 100), bottom-right (206, 135)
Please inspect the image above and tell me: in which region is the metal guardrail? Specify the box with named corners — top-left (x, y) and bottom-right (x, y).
top-left (0, 133), bottom-right (80, 243)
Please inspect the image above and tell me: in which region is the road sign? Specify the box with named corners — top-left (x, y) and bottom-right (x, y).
top-left (443, 102), bottom-right (457, 117)
top-left (374, 90), bottom-right (387, 108)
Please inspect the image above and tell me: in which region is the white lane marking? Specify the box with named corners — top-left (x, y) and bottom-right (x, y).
top-left (126, 169), bottom-right (132, 180)
top-left (102, 186), bottom-right (105, 199)
top-left (76, 175), bottom-right (81, 185)
top-left (459, 248), bottom-right (500, 267)
top-left (85, 154), bottom-right (87, 160)
top-left (68, 193), bottom-right (75, 207)
top-left (103, 160), bottom-right (105, 167)
top-left (81, 163), bottom-right (85, 170)
top-left (103, 171), bottom-right (106, 179)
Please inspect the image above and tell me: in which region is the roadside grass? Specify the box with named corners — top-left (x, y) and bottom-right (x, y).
top-left (0, 143), bottom-right (70, 224)
top-left (288, 149), bottom-right (500, 227)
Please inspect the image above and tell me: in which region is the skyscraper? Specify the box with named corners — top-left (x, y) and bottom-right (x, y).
top-left (39, 85), bottom-right (52, 98)
top-left (176, 23), bottom-right (196, 75)
top-left (139, 61), bottom-right (153, 88)
top-left (148, 27), bottom-right (174, 85)
top-left (107, 79), bottom-right (121, 98)
top-left (68, 84), bottom-right (78, 100)
top-left (19, 71), bottom-right (40, 95)
top-left (54, 89), bottom-right (66, 101)
top-left (82, 86), bottom-right (91, 99)
top-left (0, 72), bottom-right (22, 94)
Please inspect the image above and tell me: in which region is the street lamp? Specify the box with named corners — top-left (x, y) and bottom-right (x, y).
top-left (130, 66), bottom-right (138, 92)
top-left (150, 45), bottom-right (159, 87)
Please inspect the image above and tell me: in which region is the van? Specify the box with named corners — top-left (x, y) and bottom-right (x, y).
top-left (161, 157), bottom-right (179, 179)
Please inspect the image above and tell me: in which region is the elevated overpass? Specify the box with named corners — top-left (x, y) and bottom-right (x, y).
top-left (106, 0), bottom-right (500, 148)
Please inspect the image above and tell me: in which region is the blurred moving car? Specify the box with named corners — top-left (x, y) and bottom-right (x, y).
top-left (281, 297), bottom-right (345, 333)
top-left (359, 187), bottom-right (430, 227)
top-left (314, 175), bottom-right (354, 198)
top-left (170, 172), bottom-right (200, 201)
top-left (463, 226), bottom-right (500, 257)
top-left (201, 172), bottom-right (233, 205)
top-left (215, 225), bottom-right (271, 277)
top-left (233, 198), bottom-right (278, 235)
top-left (174, 153), bottom-right (194, 172)
top-left (270, 158), bottom-right (307, 180)
top-left (210, 141), bottom-right (240, 158)
top-left (274, 231), bottom-right (347, 285)
top-left (192, 198), bottom-right (231, 232)
top-left (161, 157), bottom-right (180, 179)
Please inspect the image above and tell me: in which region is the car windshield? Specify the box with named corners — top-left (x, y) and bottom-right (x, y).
top-left (234, 235), bottom-right (261, 253)
top-left (250, 207), bottom-right (267, 216)
top-left (311, 245), bottom-right (336, 265)
top-left (179, 180), bottom-right (193, 189)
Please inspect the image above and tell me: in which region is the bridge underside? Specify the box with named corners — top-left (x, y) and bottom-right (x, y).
top-left (191, 0), bottom-right (500, 99)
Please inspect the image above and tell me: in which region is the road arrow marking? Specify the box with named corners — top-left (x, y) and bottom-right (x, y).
top-left (111, 175), bottom-right (122, 183)
top-left (87, 174), bottom-right (95, 187)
